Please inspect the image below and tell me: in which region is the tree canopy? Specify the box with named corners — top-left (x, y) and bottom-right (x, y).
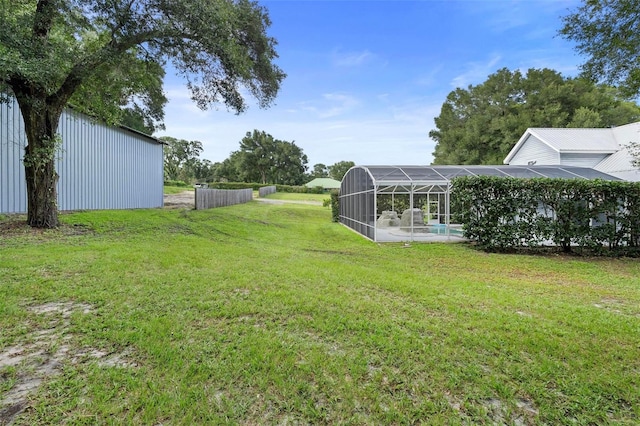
top-left (328, 161), bottom-right (355, 181)
top-left (0, 0), bottom-right (285, 227)
top-left (430, 68), bottom-right (640, 165)
top-left (161, 137), bottom-right (204, 182)
top-left (216, 130), bottom-right (309, 185)
top-left (310, 163), bottom-right (329, 179)
top-left (560, 0), bottom-right (640, 99)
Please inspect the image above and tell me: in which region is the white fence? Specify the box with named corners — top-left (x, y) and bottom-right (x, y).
top-left (258, 186), bottom-right (276, 197)
top-left (195, 188), bottom-right (253, 210)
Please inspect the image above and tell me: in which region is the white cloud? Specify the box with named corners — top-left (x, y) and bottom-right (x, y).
top-left (296, 93), bottom-right (360, 119)
top-left (319, 93), bottom-right (360, 118)
top-left (467, 0), bottom-right (579, 34)
top-left (450, 54), bottom-right (502, 88)
top-left (515, 50), bottom-right (580, 76)
top-left (332, 49), bottom-right (374, 67)
top-left (414, 66), bottom-right (444, 88)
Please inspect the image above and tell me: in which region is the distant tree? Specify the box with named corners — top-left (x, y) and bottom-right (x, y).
top-left (328, 161), bottom-right (355, 181)
top-left (560, 0), bottom-right (640, 99)
top-left (0, 0), bottom-right (285, 227)
top-left (430, 68), bottom-right (640, 165)
top-left (209, 162), bottom-right (223, 181)
top-left (161, 137), bottom-right (204, 182)
top-left (237, 130), bottom-right (277, 184)
top-left (310, 163), bottom-right (329, 178)
top-left (270, 140), bottom-right (308, 185)
top-left (214, 153), bottom-right (244, 182)
top-left (234, 130), bottom-right (308, 184)
top-left (192, 159), bottom-right (214, 183)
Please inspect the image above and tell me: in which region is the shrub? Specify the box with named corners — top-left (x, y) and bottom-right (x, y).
top-left (208, 182), bottom-right (262, 190)
top-left (326, 190), bottom-right (339, 222)
top-left (275, 184), bottom-right (322, 194)
top-left (451, 176), bottom-right (640, 256)
top-left (206, 182), bottom-right (324, 194)
top-left (164, 180), bottom-right (190, 187)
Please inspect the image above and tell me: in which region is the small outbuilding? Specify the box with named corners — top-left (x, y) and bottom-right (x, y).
top-left (339, 165), bottom-right (619, 242)
top-left (1, 95), bottom-right (164, 214)
top-left (305, 177), bottom-right (341, 190)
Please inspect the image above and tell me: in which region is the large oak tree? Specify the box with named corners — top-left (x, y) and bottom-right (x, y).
top-left (234, 130), bottom-right (308, 185)
top-left (161, 137), bottom-right (204, 182)
top-left (0, 0), bottom-right (285, 227)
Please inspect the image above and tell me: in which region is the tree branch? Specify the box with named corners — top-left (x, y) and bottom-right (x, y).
top-left (50, 29), bottom-right (159, 110)
top-left (32, 0), bottom-right (56, 41)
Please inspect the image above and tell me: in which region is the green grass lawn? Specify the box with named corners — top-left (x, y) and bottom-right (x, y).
top-left (1, 202), bottom-right (639, 424)
top-left (261, 192), bottom-right (329, 203)
top-left (164, 185), bottom-right (194, 194)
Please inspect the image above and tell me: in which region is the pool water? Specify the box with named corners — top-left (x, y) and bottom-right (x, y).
top-left (427, 224), bottom-right (464, 236)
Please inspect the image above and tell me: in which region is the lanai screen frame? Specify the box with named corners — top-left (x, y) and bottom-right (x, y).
top-left (339, 165), bottom-right (620, 242)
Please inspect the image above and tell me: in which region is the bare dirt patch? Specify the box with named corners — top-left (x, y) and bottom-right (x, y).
top-left (0, 302), bottom-right (136, 425)
top-left (0, 217), bottom-right (94, 244)
top-left (163, 191), bottom-right (194, 208)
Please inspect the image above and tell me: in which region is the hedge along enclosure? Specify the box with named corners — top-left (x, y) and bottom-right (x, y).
top-left (451, 176), bottom-right (640, 255)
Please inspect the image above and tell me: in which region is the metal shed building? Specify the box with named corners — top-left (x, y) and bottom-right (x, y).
top-left (339, 165), bottom-right (620, 242)
top-left (1, 96), bottom-right (164, 214)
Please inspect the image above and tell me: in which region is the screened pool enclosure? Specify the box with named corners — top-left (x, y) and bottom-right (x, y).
top-left (339, 165), bottom-right (619, 242)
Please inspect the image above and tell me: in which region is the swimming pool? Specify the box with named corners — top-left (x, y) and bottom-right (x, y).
top-left (426, 224), bottom-right (465, 236)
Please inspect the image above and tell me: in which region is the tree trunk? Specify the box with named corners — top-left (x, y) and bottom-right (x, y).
top-left (17, 96), bottom-right (64, 228)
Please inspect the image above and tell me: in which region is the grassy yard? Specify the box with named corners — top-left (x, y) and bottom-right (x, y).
top-left (260, 191), bottom-right (329, 203)
top-left (1, 201), bottom-right (639, 424)
top-left (164, 185), bottom-right (194, 194)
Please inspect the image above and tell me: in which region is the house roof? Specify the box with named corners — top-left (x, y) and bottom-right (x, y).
top-left (594, 146), bottom-right (636, 173)
top-left (528, 128), bottom-right (619, 152)
top-left (305, 177), bottom-right (341, 189)
top-left (612, 121), bottom-right (640, 145)
top-left (504, 127), bottom-right (621, 164)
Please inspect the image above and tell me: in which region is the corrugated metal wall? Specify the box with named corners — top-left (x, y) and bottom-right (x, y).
top-left (0, 97), bottom-right (27, 213)
top-left (1, 96), bottom-right (163, 214)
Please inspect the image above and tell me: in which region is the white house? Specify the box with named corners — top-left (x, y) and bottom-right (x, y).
top-left (503, 122), bottom-right (640, 181)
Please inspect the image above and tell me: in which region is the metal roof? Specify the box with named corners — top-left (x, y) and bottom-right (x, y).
top-left (504, 123), bottom-right (640, 164)
top-left (358, 165), bottom-right (620, 185)
top-left (595, 147), bottom-right (634, 173)
top-left (305, 177), bottom-right (341, 188)
top-left (594, 147), bottom-right (640, 181)
top-left (504, 127), bottom-right (620, 163)
top-left (529, 128), bottom-right (619, 152)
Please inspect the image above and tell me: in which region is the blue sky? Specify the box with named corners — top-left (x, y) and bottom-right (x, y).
top-left (157, 0), bottom-right (582, 167)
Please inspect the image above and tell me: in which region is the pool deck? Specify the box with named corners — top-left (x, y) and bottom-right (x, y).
top-left (374, 227), bottom-right (468, 243)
